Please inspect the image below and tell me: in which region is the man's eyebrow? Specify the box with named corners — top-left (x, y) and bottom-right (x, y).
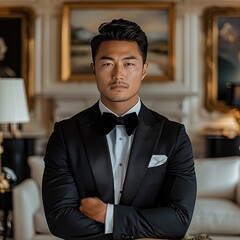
top-left (99, 56), bottom-right (138, 60)
top-left (99, 56), bottom-right (114, 60)
top-left (123, 56), bottom-right (137, 60)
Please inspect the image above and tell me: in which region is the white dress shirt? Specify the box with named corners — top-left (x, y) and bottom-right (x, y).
top-left (99, 99), bottom-right (141, 233)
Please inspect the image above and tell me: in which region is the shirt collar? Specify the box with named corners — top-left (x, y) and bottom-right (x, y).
top-left (99, 98), bottom-right (141, 117)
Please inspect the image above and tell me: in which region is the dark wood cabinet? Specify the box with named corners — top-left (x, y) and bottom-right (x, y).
top-left (2, 137), bottom-right (35, 185)
top-left (206, 135), bottom-right (240, 157)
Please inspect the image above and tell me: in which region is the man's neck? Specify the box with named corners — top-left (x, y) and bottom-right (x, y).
top-left (99, 98), bottom-right (141, 116)
top-left (106, 104), bottom-right (134, 116)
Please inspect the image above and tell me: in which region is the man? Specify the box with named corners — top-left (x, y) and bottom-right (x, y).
top-left (42, 19), bottom-right (196, 240)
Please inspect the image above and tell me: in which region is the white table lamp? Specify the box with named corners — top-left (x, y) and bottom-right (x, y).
top-left (0, 78), bottom-right (30, 192)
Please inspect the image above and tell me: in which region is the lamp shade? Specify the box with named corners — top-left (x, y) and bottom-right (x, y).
top-left (0, 78), bottom-right (30, 123)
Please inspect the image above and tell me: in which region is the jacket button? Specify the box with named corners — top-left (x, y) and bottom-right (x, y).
top-left (125, 236), bottom-right (132, 240)
top-left (121, 234), bottom-right (133, 239)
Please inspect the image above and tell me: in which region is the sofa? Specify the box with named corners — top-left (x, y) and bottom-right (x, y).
top-left (13, 156), bottom-right (240, 240)
top-left (187, 157), bottom-right (240, 240)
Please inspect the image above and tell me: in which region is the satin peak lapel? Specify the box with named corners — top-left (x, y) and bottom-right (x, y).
top-left (77, 105), bottom-right (114, 203)
top-left (120, 106), bottom-right (164, 205)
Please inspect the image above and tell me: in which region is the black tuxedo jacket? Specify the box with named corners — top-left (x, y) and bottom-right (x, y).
top-left (42, 102), bottom-right (196, 240)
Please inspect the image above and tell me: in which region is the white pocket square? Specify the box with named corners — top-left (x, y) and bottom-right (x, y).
top-left (148, 155), bottom-right (168, 168)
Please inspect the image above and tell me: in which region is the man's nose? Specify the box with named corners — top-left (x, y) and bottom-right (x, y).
top-left (112, 65), bottom-right (124, 80)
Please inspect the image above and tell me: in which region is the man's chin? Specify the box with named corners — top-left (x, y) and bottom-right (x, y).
top-left (108, 98), bottom-right (128, 103)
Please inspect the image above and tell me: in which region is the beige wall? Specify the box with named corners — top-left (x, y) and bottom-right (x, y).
top-left (1, 0), bottom-right (239, 156)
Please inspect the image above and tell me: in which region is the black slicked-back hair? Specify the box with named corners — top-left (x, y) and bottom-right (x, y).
top-left (90, 19), bottom-right (148, 63)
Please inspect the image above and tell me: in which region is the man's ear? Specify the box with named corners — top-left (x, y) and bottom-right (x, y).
top-left (141, 62), bottom-right (148, 81)
top-left (90, 63), bottom-right (95, 74)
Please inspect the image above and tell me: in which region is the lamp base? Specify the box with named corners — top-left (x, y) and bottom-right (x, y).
top-left (0, 173), bottom-right (10, 193)
top-left (0, 132), bottom-right (10, 193)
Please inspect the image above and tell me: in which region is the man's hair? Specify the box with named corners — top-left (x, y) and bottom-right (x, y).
top-left (90, 19), bottom-right (148, 63)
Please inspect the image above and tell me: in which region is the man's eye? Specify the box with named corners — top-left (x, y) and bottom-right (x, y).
top-left (102, 62), bottom-right (113, 66)
top-left (125, 62), bottom-right (135, 66)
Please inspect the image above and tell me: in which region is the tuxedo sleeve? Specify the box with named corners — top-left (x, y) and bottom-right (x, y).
top-left (42, 122), bottom-right (107, 240)
top-left (113, 124), bottom-right (197, 239)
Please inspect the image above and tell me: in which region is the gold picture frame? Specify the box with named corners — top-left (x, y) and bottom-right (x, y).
top-left (203, 7), bottom-right (240, 112)
top-left (61, 1), bottom-right (175, 82)
top-left (0, 7), bottom-right (35, 109)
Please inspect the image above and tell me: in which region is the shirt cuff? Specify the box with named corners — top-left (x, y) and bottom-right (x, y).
top-left (105, 203), bottom-right (114, 234)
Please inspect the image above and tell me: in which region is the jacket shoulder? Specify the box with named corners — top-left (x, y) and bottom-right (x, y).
top-left (149, 109), bottom-right (183, 129)
top-left (56, 103), bottom-right (98, 127)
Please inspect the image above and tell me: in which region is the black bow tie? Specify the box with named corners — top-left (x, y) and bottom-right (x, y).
top-left (100, 112), bottom-right (139, 136)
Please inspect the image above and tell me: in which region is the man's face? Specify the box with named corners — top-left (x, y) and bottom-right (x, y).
top-left (91, 40), bottom-right (148, 109)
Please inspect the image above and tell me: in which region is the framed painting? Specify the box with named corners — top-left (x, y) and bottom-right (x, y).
top-left (203, 7), bottom-right (240, 112)
top-left (0, 7), bottom-right (34, 109)
top-left (61, 2), bottom-right (175, 82)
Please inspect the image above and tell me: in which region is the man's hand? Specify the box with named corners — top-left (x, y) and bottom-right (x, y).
top-left (79, 197), bottom-right (107, 224)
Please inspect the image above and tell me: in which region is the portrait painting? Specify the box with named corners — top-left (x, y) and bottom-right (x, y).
top-left (203, 7), bottom-right (240, 111)
top-left (217, 17), bottom-right (240, 101)
top-left (0, 7), bottom-right (34, 109)
top-left (0, 19), bottom-right (21, 78)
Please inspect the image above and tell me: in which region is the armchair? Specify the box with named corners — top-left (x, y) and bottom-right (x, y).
top-left (13, 156), bottom-right (60, 240)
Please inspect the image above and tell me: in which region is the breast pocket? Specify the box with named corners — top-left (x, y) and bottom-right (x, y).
top-left (147, 161), bottom-right (167, 175)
